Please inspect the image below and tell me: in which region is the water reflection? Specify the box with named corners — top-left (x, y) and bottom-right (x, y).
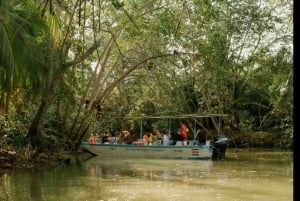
top-left (86, 158), bottom-right (212, 178)
top-left (0, 149), bottom-right (293, 201)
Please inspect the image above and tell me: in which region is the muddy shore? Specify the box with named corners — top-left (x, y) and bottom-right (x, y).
top-left (0, 148), bottom-right (85, 174)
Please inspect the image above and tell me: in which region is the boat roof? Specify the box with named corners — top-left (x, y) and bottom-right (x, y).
top-left (104, 113), bottom-right (229, 120)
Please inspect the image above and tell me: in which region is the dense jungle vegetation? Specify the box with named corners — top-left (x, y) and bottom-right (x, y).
top-left (0, 0), bottom-right (293, 168)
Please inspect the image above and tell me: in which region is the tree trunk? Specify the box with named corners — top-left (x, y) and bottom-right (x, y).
top-left (26, 99), bottom-right (49, 149)
top-left (73, 122), bottom-right (90, 152)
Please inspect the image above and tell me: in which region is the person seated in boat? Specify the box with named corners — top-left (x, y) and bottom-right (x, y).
top-left (149, 132), bottom-right (158, 145)
top-left (170, 130), bottom-right (181, 145)
top-left (117, 131), bottom-right (125, 144)
top-left (94, 133), bottom-right (100, 143)
top-left (196, 128), bottom-right (207, 145)
top-left (143, 132), bottom-right (151, 145)
top-left (153, 130), bottom-right (162, 142)
top-left (102, 130), bottom-right (110, 144)
top-left (109, 132), bottom-right (118, 144)
top-left (123, 130), bottom-right (137, 145)
top-left (161, 130), bottom-right (170, 146)
top-left (88, 133), bottom-right (95, 144)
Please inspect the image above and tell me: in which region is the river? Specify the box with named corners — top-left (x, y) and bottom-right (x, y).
top-left (0, 149), bottom-right (293, 201)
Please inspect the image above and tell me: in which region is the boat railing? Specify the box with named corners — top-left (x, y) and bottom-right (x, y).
top-left (87, 139), bottom-right (211, 147)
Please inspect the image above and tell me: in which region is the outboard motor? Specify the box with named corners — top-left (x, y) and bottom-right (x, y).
top-left (212, 134), bottom-right (228, 160)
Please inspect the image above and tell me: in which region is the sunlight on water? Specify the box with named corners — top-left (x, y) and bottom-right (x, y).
top-left (0, 149), bottom-right (293, 201)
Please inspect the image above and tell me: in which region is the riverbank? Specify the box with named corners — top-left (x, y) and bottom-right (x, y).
top-left (0, 148), bottom-right (75, 174)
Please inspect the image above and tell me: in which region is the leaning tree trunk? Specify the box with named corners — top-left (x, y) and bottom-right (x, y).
top-left (26, 98), bottom-right (49, 150)
top-left (73, 122), bottom-right (91, 152)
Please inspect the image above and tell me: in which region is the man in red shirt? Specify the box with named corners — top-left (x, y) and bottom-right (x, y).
top-left (180, 120), bottom-right (189, 145)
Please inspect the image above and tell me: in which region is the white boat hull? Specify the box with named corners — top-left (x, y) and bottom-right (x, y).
top-left (81, 142), bottom-right (213, 159)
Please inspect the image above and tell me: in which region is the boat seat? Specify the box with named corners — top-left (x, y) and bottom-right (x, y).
top-left (175, 141), bottom-right (182, 146)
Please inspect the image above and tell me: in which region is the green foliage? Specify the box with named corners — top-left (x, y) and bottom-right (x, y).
top-left (0, 113), bottom-right (28, 150)
top-left (0, 0), bottom-right (293, 151)
top-left (229, 129), bottom-right (293, 149)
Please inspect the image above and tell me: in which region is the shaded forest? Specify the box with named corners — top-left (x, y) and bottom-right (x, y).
top-left (0, 0), bottom-right (293, 166)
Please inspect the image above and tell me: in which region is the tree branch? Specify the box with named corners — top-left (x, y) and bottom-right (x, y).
top-left (62, 40), bottom-right (101, 68)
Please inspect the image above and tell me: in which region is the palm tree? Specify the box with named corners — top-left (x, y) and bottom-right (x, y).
top-left (0, 0), bottom-right (47, 113)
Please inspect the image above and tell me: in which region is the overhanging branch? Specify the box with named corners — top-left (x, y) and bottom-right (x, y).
top-left (62, 40), bottom-right (101, 68)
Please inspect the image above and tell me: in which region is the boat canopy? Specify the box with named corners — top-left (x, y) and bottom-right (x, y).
top-left (103, 113), bottom-right (229, 119)
top-left (100, 113), bottom-right (229, 140)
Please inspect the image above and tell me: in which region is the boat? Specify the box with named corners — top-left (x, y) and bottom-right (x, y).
top-left (81, 142), bottom-right (213, 159)
top-left (81, 114), bottom-right (229, 160)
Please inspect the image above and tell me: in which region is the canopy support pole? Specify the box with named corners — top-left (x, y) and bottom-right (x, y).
top-left (168, 119), bottom-right (172, 134)
top-left (140, 119), bottom-right (143, 140)
top-left (193, 117), bottom-right (197, 141)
